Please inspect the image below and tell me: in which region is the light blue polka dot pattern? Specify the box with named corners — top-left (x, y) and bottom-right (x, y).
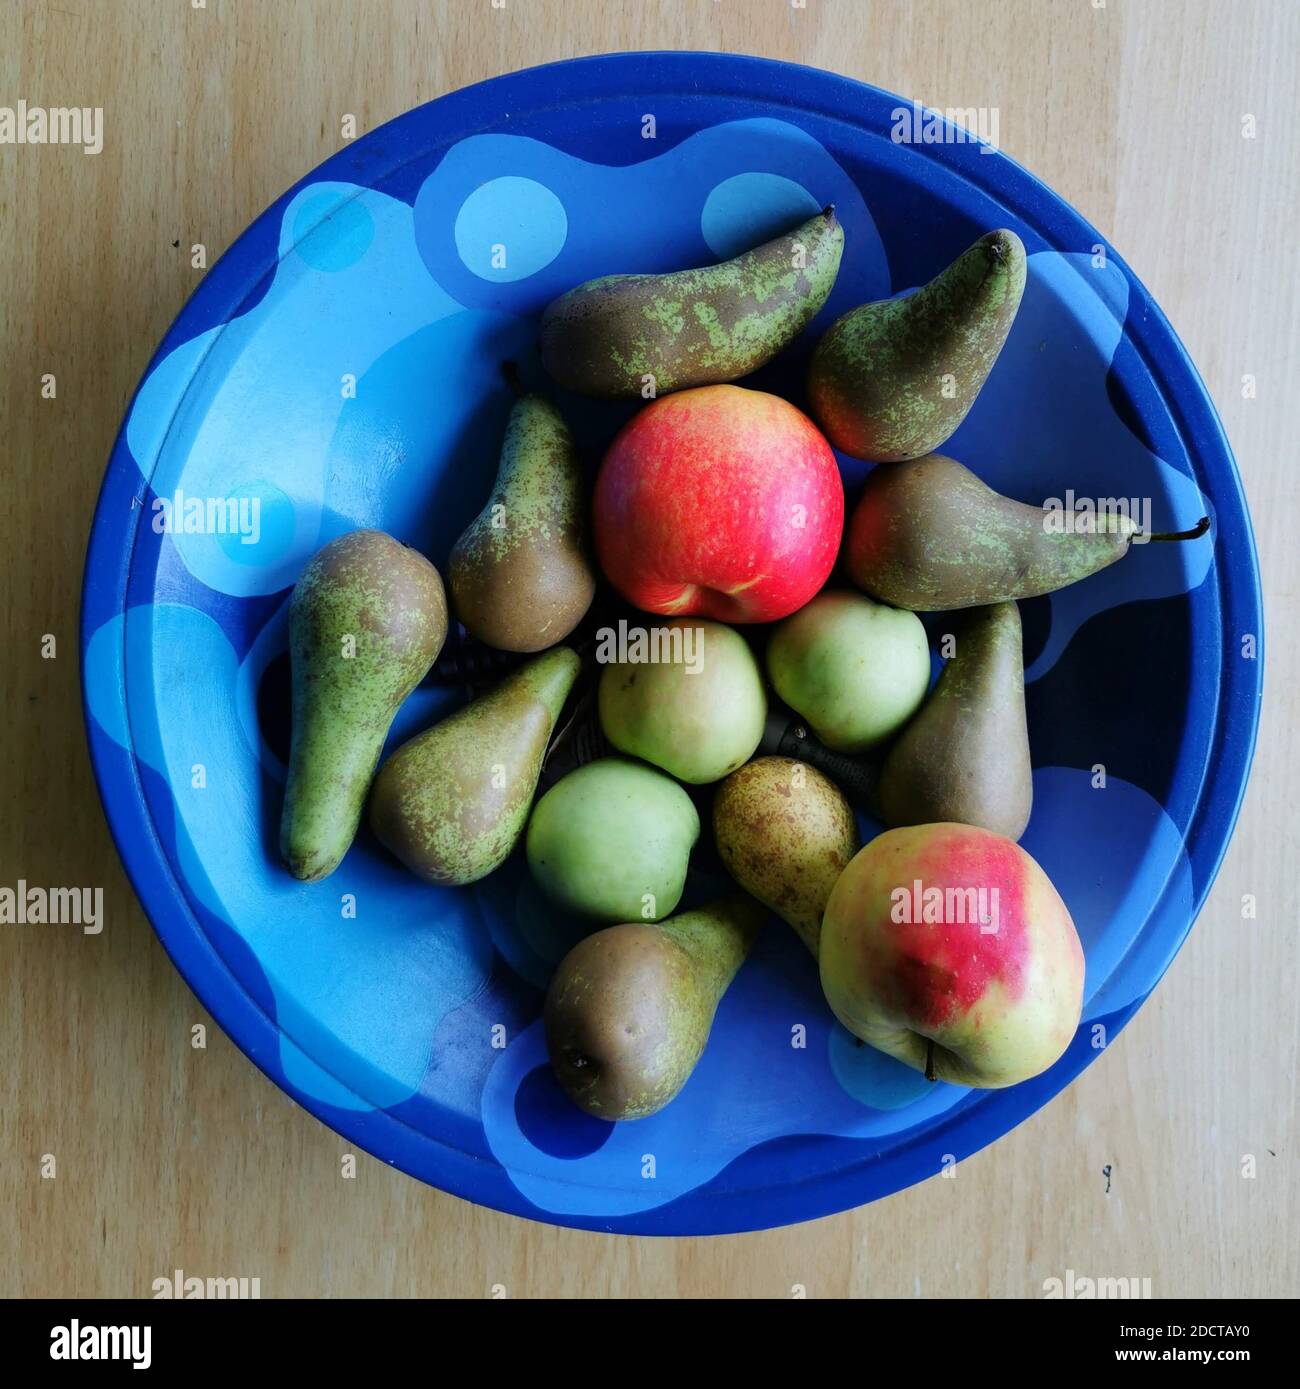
top-left (700, 171), bottom-right (823, 258)
top-left (215, 480), bottom-right (297, 568)
top-left (453, 176), bottom-right (568, 282)
top-left (828, 1025), bottom-right (948, 1110)
top-left (291, 188), bottom-right (376, 271)
top-left (82, 600), bottom-right (493, 1113)
top-left (125, 182), bottom-right (467, 598)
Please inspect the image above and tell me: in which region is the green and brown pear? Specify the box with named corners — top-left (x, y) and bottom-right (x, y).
top-left (545, 894), bottom-right (766, 1120)
top-left (368, 647), bottom-right (579, 885)
top-left (281, 529), bottom-right (447, 882)
top-left (448, 379), bottom-right (595, 652)
top-left (808, 229), bottom-right (1026, 461)
top-left (712, 757), bottom-right (859, 955)
top-left (540, 206), bottom-right (844, 399)
top-left (880, 602), bottom-right (1032, 840)
top-left (846, 452), bottom-right (1209, 611)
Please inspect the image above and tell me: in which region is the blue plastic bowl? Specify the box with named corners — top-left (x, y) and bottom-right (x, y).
top-left (82, 53), bottom-right (1262, 1234)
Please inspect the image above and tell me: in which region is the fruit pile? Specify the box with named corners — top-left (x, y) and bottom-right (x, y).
top-left (279, 212), bottom-right (1208, 1121)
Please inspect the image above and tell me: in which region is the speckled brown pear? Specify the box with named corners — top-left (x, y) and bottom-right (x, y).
top-left (880, 602), bottom-right (1033, 840)
top-left (712, 757), bottom-right (859, 955)
top-left (545, 894), bottom-right (766, 1120)
top-left (808, 229), bottom-right (1026, 461)
top-left (368, 647), bottom-right (579, 885)
top-left (281, 530), bottom-right (448, 882)
top-left (846, 452), bottom-right (1210, 611)
top-left (540, 206), bottom-right (844, 399)
top-left (448, 371), bottom-right (595, 652)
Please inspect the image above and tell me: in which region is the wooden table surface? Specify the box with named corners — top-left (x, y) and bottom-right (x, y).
top-left (2, 0), bottom-right (1296, 1299)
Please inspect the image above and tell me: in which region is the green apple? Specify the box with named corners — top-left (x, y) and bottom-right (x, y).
top-left (597, 619), bottom-right (766, 784)
top-left (820, 823), bottom-right (1085, 1088)
top-left (525, 757), bottom-right (700, 922)
top-left (766, 589), bottom-right (930, 753)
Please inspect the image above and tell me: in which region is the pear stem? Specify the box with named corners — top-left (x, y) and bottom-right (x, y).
top-left (501, 361), bottom-right (525, 398)
top-left (924, 1038), bottom-right (937, 1083)
top-left (1147, 516), bottom-right (1210, 543)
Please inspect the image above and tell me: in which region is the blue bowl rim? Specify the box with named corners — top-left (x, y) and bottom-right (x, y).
top-left (80, 50), bottom-right (1264, 1236)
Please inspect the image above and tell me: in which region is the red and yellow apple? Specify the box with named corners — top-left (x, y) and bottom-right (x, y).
top-left (820, 823), bottom-right (1084, 1088)
top-left (593, 385), bottom-right (843, 623)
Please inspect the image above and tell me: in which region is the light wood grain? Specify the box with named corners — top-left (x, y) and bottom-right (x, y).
top-left (1, 0), bottom-right (1295, 1299)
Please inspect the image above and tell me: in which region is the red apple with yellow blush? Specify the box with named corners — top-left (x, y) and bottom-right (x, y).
top-left (820, 824), bottom-right (1084, 1088)
top-left (593, 385), bottom-right (843, 623)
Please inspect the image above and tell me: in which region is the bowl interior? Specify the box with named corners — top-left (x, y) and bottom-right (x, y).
top-left (82, 55), bottom-right (1253, 1233)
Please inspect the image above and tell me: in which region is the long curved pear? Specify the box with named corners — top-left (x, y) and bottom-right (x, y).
top-left (368, 647), bottom-right (579, 885)
top-left (545, 894), bottom-right (766, 1120)
top-left (540, 207), bottom-right (844, 399)
top-left (281, 530), bottom-right (448, 882)
top-left (809, 230), bottom-right (1026, 461)
top-left (712, 757), bottom-right (858, 956)
top-left (846, 453), bottom-right (1210, 611)
top-left (448, 373), bottom-right (595, 652)
top-left (880, 602), bottom-right (1032, 840)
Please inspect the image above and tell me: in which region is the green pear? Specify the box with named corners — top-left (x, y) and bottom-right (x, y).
top-left (766, 590), bottom-right (931, 754)
top-left (367, 647), bottom-right (580, 885)
top-left (545, 894), bottom-right (766, 1120)
top-left (879, 603), bottom-right (1032, 840)
top-left (597, 619), bottom-right (766, 784)
top-left (280, 529), bottom-right (447, 882)
top-left (845, 452), bottom-right (1210, 611)
top-left (540, 207), bottom-right (844, 399)
top-left (808, 229), bottom-right (1026, 461)
top-left (526, 757), bottom-right (699, 922)
top-left (712, 757), bottom-right (859, 955)
top-left (448, 374), bottom-right (595, 652)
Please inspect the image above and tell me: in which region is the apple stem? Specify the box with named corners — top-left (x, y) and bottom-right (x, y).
top-left (1148, 516), bottom-right (1210, 543)
top-left (924, 1038), bottom-right (937, 1083)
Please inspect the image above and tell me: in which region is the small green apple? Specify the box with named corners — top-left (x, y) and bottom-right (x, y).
top-left (766, 589), bottom-right (930, 753)
top-left (597, 619), bottom-right (766, 784)
top-left (525, 757), bottom-right (700, 922)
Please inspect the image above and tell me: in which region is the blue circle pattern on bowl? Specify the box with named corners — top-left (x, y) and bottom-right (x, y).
top-left (81, 54), bottom-right (1262, 1234)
